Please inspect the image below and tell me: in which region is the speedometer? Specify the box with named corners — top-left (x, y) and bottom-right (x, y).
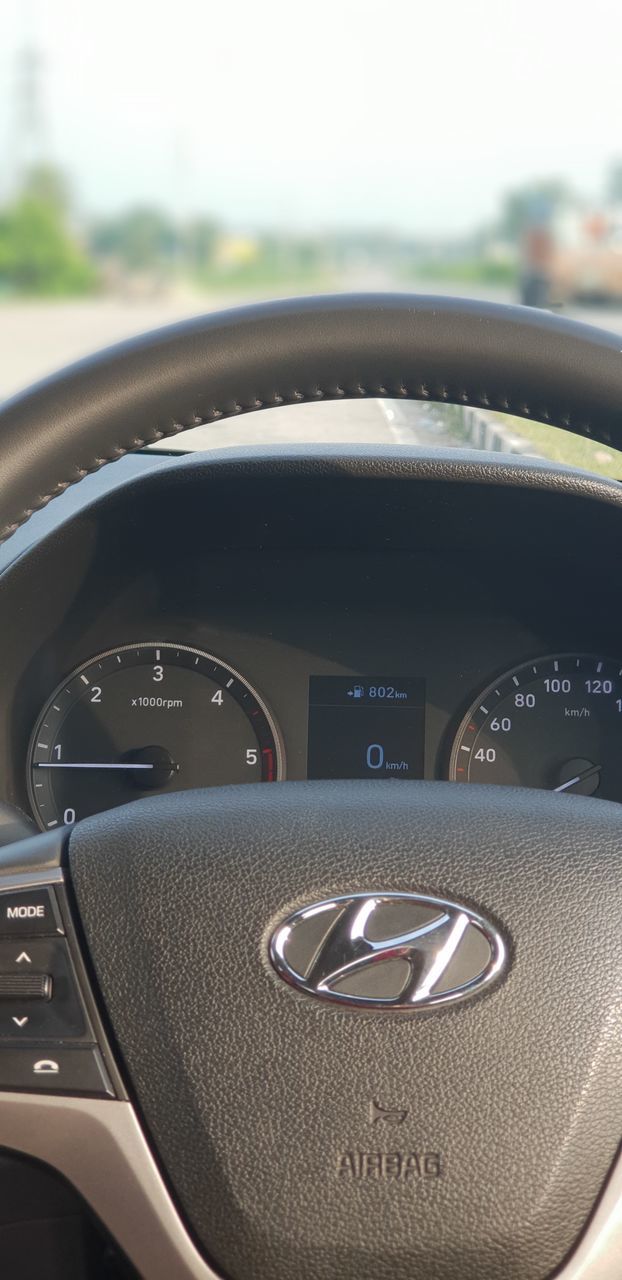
top-left (28, 643), bottom-right (283, 830)
top-left (449, 654), bottom-right (622, 800)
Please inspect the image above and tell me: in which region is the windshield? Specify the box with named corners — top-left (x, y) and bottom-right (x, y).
top-left (2, 0), bottom-right (622, 477)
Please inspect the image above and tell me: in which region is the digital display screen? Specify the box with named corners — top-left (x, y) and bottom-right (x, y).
top-left (307, 677), bottom-right (426, 780)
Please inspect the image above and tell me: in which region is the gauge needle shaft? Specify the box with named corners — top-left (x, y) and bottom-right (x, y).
top-left (554, 764), bottom-right (601, 793)
top-left (35, 762), bottom-right (156, 770)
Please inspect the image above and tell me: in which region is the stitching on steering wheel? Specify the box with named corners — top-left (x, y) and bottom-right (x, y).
top-left (0, 381), bottom-right (599, 542)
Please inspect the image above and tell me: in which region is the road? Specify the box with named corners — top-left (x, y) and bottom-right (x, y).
top-left (2, 285), bottom-right (621, 450)
top-left (165, 397), bottom-right (462, 452)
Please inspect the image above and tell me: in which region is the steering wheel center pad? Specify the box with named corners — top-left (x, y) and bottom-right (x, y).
top-left (69, 781), bottom-right (622, 1280)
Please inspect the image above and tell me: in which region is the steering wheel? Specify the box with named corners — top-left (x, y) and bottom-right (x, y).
top-left (0, 294), bottom-right (620, 1280)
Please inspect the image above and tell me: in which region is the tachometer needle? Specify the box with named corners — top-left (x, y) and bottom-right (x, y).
top-left (554, 764), bottom-right (601, 793)
top-left (35, 762), bottom-right (155, 770)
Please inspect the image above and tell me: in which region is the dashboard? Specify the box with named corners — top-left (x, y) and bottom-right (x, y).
top-left (2, 444), bottom-right (622, 834)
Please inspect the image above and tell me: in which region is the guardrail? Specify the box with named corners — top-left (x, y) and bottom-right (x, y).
top-left (457, 406), bottom-right (541, 457)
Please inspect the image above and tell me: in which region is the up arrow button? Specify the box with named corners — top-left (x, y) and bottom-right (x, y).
top-left (16, 951), bottom-right (32, 964)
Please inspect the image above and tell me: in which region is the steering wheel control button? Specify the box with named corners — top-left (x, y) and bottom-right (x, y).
top-left (0, 973), bottom-right (52, 1000)
top-left (0, 938), bottom-right (92, 1041)
top-left (0, 886), bottom-right (63, 937)
top-left (0, 1047), bottom-right (114, 1096)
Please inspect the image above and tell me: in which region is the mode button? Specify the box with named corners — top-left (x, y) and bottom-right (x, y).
top-left (0, 888), bottom-right (63, 938)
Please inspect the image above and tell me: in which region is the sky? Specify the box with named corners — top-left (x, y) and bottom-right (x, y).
top-left (1, 0), bottom-right (622, 236)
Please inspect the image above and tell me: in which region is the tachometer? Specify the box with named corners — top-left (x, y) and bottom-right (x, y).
top-left (28, 643), bottom-right (283, 830)
top-left (449, 654), bottom-right (622, 801)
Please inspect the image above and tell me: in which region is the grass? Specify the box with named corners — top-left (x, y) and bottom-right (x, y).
top-left (494, 415), bottom-right (622, 481)
top-left (444, 404), bottom-right (622, 480)
top-left (410, 259), bottom-right (518, 287)
top-left (194, 263), bottom-right (336, 294)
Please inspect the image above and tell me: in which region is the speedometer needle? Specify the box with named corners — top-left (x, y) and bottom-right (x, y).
top-left (35, 762), bottom-right (155, 770)
top-left (554, 764), bottom-right (601, 793)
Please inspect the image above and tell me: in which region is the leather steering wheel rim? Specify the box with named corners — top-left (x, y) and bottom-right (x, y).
top-left (0, 292), bottom-right (621, 541)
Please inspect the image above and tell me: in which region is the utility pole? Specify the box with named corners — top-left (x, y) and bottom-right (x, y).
top-left (5, 43), bottom-right (47, 200)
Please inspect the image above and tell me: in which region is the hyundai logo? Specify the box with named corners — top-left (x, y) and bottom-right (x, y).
top-left (269, 892), bottom-right (507, 1010)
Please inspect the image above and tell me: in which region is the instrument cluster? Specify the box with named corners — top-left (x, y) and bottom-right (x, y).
top-left (27, 644), bottom-right (622, 830)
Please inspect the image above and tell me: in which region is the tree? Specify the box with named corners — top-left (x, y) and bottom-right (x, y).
top-left (0, 162), bottom-right (96, 296)
top-left (90, 206), bottom-right (177, 273)
top-left (606, 161), bottom-right (622, 205)
top-left (181, 216), bottom-right (219, 273)
top-left (20, 163), bottom-right (71, 216)
top-left (497, 180), bottom-right (573, 242)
